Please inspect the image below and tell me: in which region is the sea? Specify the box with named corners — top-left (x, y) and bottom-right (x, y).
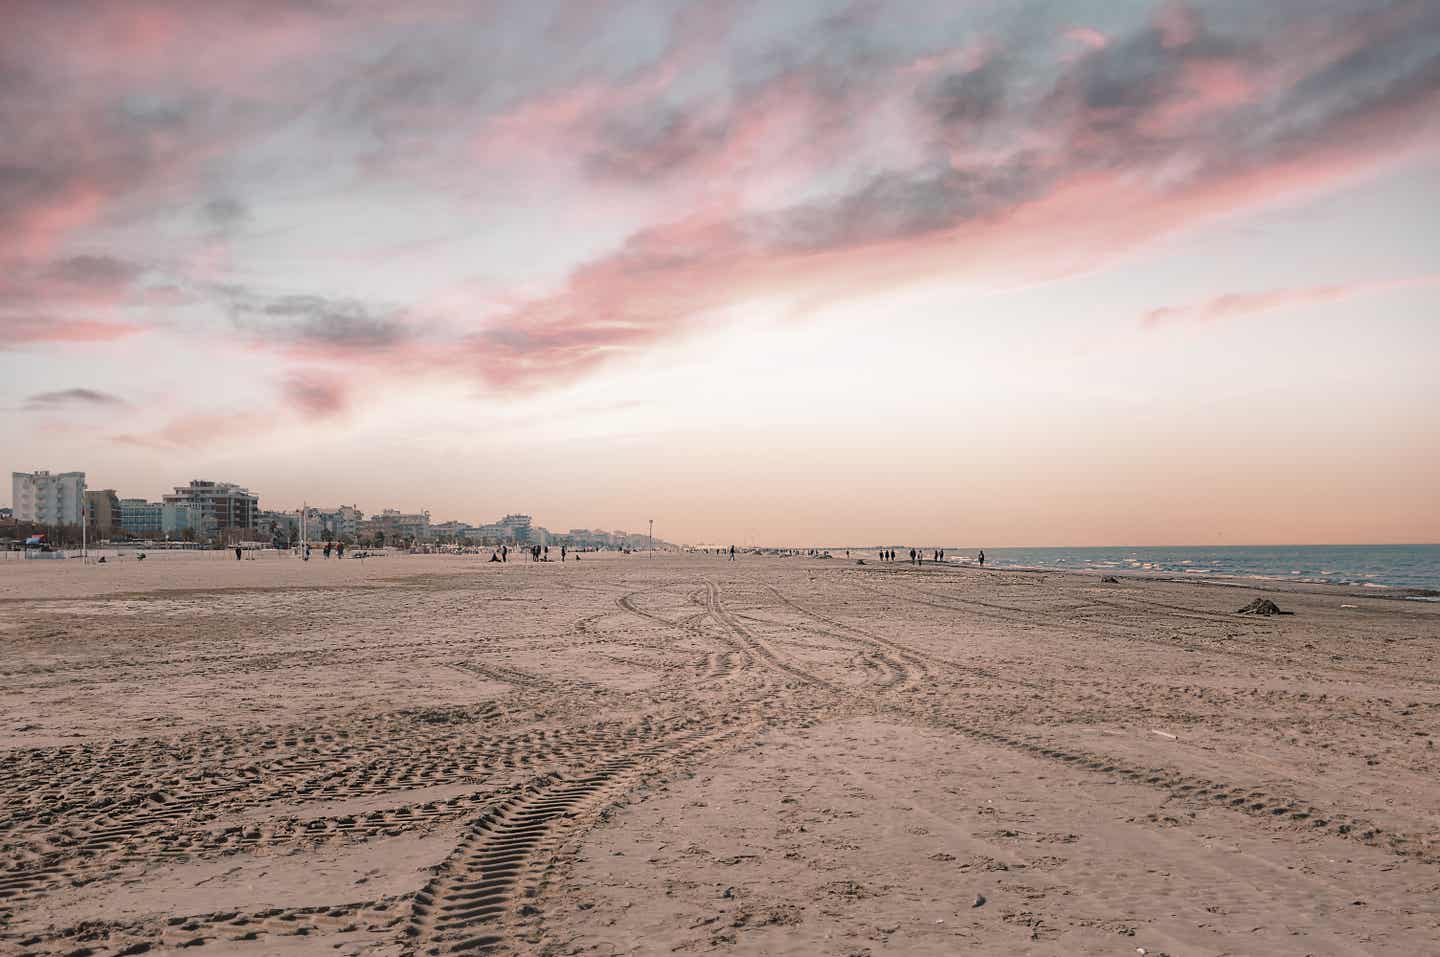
top-left (935, 545), bottom-right (1440, 594)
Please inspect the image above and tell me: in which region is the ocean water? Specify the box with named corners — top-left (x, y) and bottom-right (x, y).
top-left (938, 545), bottom-right (1440, 593)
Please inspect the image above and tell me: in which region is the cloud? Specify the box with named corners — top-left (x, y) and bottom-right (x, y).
top-left (224, 290), bottom-right (417, 355)
top-left (1, 315), bottom-right (150, 348)
top-left (281, 371), bottom-right (350, 420)
top-left (113, 411), bottom-right (259, 451)
top-left (22, 388), bottom-right (129, 411)
top-left (201, 197), bottom-right (248, 228)
top-left (432, 1), bottom-right (1440, 388)
top-left (1142, 275), bottom-right (1440, 328)
top-left (5, 0), bottom-right (1440, 395)
top-left (44, 254), bottom-right (142, 288)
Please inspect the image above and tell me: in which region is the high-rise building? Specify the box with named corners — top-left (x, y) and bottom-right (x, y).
top-left (11, 471), bottom-right (86, 525)
top-left (163, 480), bottom-right (258, 537)
top-left (84, 489), bottom-right (121, 538)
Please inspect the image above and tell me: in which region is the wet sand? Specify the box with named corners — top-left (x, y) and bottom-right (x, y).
top-left (1, 552), bottom-right (1438, 955)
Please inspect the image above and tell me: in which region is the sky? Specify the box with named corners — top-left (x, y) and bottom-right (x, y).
top-left (2, 0), bottom-right (1438, 546)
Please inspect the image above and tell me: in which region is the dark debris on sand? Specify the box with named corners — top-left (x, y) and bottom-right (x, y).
top-left (1237, 598), bottom-right (1290, 616)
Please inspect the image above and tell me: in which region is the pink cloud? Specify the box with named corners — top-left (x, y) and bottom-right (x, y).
top-left (8, 0), bottom-right (1440, 399)
top-left (281, 371), bottom-right (351, 421)
top-left (1, 316), bottom-right (151, 348)
top-left (1142, 276), bottom-right (1440, 328)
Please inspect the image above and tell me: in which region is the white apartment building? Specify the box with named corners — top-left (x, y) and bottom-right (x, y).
top-left (11, 470), bottom-right (86, 525)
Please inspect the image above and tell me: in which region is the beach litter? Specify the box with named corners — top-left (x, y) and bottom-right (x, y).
top-left (1237, 598), bottom-right (1288, 616)
top-left (1101, 576), bottom-right (1120, 583)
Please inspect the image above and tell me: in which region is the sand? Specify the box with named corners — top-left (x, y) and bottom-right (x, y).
top-left (1, 552), bottom-right (1438, 955)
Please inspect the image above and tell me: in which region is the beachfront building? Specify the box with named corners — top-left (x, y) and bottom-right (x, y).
top-left (499, 514), bottom-right (532, 545)
top-left (84, 489), bottom-right (121, 539)
top-left (163, 480), bottom-right (258, 540)
top-left (11, 470), bottom-right (86, 526)
top-left (255, 509), bottom-right (297, 545)
top-left (431, 520), bottom-right (477, 542)
top-left (359, 509), bottom-right (431, 544)
top-left (119, 499), bottom-right (162, 537)
top-left (324, 505), bottom-right (361, 540)
top-left (121, 498), bottom-right (207, 539)
top-left (293, 505), bottom-right (362, 541)
top-left (162, 503), bottom-right (207, 538)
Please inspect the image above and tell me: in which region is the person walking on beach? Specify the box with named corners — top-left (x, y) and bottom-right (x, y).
top-left (337, 542), bottom-right (345, 559)
top-left (729, 545), bottom-right (736, 562)
top-left (978, 549), bottom-right (985, 567)
top-left (235, 546), bottom-right (242, 561)
top-left (561, 545), bottom-right (567, 562)
top-left (909, 548), bottom-right (916, 565)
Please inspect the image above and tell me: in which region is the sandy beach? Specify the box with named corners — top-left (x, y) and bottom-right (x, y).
top-left (2, 552), bottom-right (1438, 956)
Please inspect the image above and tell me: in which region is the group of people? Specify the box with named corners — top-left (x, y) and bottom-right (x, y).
top-left (486, 543), bottom-right (579, 563)
top-left (876, 548), bottom-right (985, 566)
top-left (288, 540), bottom-right (347, 561)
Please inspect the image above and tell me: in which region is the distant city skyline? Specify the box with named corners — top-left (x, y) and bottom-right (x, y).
top-left (3, 1), bottom-right (1437, 546)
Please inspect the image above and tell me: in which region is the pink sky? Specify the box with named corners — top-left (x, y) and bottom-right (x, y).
top-left (3, 0), bottom-right (1438, 544)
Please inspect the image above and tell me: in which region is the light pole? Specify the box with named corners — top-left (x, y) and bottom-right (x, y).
top-left (649, 519), bottom-right (653, 559)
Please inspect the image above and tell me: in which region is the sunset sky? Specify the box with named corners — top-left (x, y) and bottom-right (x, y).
top-left (3, 0), bottom-right (1438, 546)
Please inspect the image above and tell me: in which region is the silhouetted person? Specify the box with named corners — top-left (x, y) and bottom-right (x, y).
top-left (978, 549), bottom-right (985, 567)
top-left (909, 548), bottom-right (916, 565)
top-left (729, 545), bottom-right (736, 562)
top-left (337, 542), bottom-right (345, 559)
top-left (561, 545), bottom-right (567, 562)
top-left (235, 546), bottom-right (242, 561)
